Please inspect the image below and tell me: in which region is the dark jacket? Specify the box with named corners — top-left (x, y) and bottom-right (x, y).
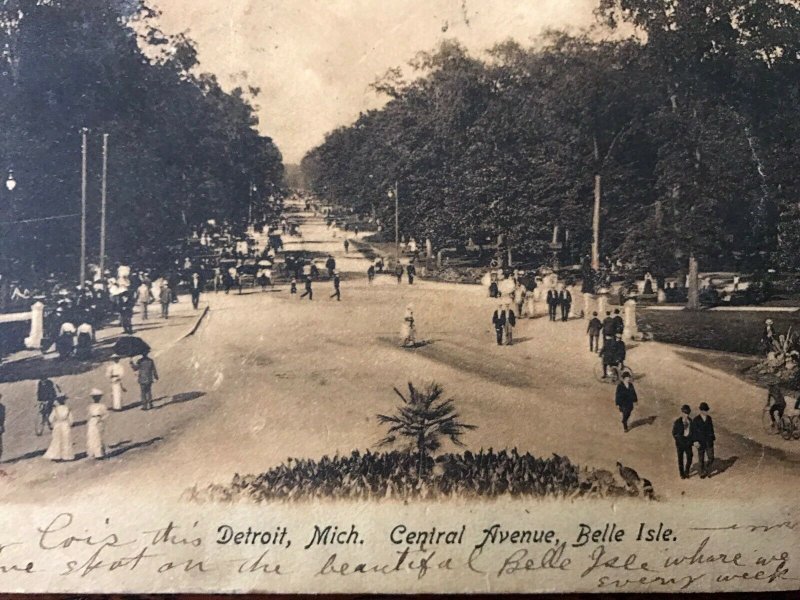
top-left (692, 414), bottom-right (715, 446)
top-left (559, 290), bottom-right (572, 305)
top-left (492, 309), bottom-right (516, 329)
top-left (615, 382), bottom-right (638, 411)
top-left (601, 339), bottom-right (626, 365)
top-left (132, 356), bottom-right (159, 385)
top-left (602, 317), bottom-right (616, 336)
top-left (546, 290), bottom-right (558, 305)
top-left (587, 317), bottom-right (602, 334)
top-left (672, 417), bottom-right (694, 448)
top-left (613, 315), bottom-right (624, 333)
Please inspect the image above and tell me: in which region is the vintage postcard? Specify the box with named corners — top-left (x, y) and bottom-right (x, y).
top-left (0, 0), bottom-right (798, 594)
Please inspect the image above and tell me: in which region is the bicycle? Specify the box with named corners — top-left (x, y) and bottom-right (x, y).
top-left (593, 362), bottom-right (634, 385)
top-left (761, 406), bottom-right (798, 440)
top-left (34, 401), bottom-right (54, 436)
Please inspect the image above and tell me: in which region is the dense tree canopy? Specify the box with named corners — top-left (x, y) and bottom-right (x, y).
top-left (302, 0), bottom-right (800, 275)
top-left (0, 0), bottom-right (284, 278)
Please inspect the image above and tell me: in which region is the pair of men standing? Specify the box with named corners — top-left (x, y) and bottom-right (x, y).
top-left (492, 303), bottom-right (516, 346)
top-left (545, 287), bottom-right (572, 322)
top-left (672, 403), bottom-right (716, 479)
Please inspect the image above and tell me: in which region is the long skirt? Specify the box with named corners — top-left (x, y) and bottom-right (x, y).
top-left (86, 418), bottom-right (105, 459)
top-left (111, 381), bottom-right (123, 411)
top-left (44, 422), bottom-right (74, 461)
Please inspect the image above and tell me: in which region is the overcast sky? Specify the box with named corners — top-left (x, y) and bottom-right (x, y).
top-left (152, 0), bottom-right (602, 163)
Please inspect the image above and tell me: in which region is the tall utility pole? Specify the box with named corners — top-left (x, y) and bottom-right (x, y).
top-left (80, 127), bottom-right (88, 285)
top-left (591, 174), bottom-right (601, 271)
top-left (99, 133), bottom-right (108, 275)
top-left (394, 180), bottom-right (399, 264)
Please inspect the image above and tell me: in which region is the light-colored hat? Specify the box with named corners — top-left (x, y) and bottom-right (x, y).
top-left (90, 388), bottom-right (103, 397)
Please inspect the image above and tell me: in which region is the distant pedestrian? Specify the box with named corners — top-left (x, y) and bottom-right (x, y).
top-left (559, 287), bottom-right (572, 321)
top-left (395, 264), bottom-right (404, 284)
top-left (325, 255), bottom-right (336, 278)
top-left (137, 281), bottom-right (152, 320)
top-left (44, 395), bottom-right (74, 461)
top-left (330, 271), bottom-right (341, 301)
top-left (672, 405), bottom-right (694, 479)
top-left (615, 372), bottom-right (638, 432)
top-left (367, 265), bottom-right (375, 284)
top-left (492, 302), bottom-right (516, 346)
top-left (86, 388), bottom-right (109, 459)
top-left (693, 402), bottom-right (715, 478)
top-left (189, 272), bottom-right (203, 309)
top-left (400, 304), bottom-right (416, 348)
top-left (75, 322), bottom-right (93, 360)
top-left (612, 308), bottom-right (624, 335)
top-left (105, 355), bottom-right (126, 411)
top-left (300, 277), bottom-right (313, 300)
top-left (343, 239), bottom-right (350, 254)
top-left (601, 311), bottom-right (615, 351)
top-left (513, 283), bottom-right (526, 317)
top-left (407, 262), bottom-right (416, 285)
top-left (290, 277), bottom-right (297, 295)
top-left (354, 225), bottom-right (359, 237)
top-left (766, 384), bottom-right (786, 426)
top-left (131, 350), bottom-right (158, 411)
top-left (118, 289), bottom-right (134, 334)
top-left (159, 281), bottom-right (173, 319)
top-left (375, 257), bottom-right (384, 273)
top-left (546, 288), bottom-right (558, 322)
top-left (587, 312), bottom-right (602, 353)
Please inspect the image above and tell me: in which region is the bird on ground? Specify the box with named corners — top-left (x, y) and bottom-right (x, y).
top-left (642, 478), bottom-right (655, 500)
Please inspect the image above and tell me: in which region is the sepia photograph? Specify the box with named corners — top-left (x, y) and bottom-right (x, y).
top-left (0, 0), bottom-right (798, 594)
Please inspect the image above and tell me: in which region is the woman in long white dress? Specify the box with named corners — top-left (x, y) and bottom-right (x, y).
top-left (86, 388), bottom-right (109, 459)
top-left (400, 304), bottom-right (416, 348)
top-left (44, 396), bottom-right (74, 461)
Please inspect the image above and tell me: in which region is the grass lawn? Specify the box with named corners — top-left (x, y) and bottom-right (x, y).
top-left (638, 309), bottom-right (800, 355)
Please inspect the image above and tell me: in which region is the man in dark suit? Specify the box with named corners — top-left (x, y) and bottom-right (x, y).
top-left (300, 277), bottom-right (313, 300)
top-left (615, 371), bottom-right (638, 432)
top-left (672, 405), bottom-right (694, 479)
top-left (601, 311), bottom-right (615, 352)
top-left (693, 402), bottom-right (715, 478)
top-left (612, 308), bottom-right (624, 335)
top-left (546, 289), bottom-right (558, 322)
top-left (329, 271), bottom-right (341, 301)
top-left (492, 304), bottom-right (506, 345)
top-left (559, 288), bottom-right (572, 321)
top-left (189, 272), bottom-right (203, 309)
top-left (587, 312), bottom-right (602, 353)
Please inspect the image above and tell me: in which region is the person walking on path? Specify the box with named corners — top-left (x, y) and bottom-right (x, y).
top-left (367, 265), bottom-right (375, 284)
top-left (300, 277), bottom-right (313, 300)
top-left (86, 388), bottom-right (109, 459)
top-left (492, 302), bottom-right (516, 346)
top-left (136, 280), bottom-right (152, 320)
top-left (407, 262), bottom-right (416, 285)
top-left (693, 402), bottom-right (715, 478)
top-left (44, 395), bottom-right (74, 461)
top-left (601, 311), bottom-right (615, 352)
top-left (672, 405), bottom-right (695, 479)
top-left (36, 378), bottom-right (59, 435)
top-left (131, 350), bottom-right (158, 411)
top-left (118, 289), bottom-right (134, 334)
top-left (189, 272), bottom-right (203, 309)
top-left (330, 271), bottom-right (341, 301)
top-left (601, 332), bottom-right (626, 378)
top-left (587, 312), bottom-right (602, 353)
top-left (513, 283), bottom-right (526, 318)
top-left (559, 287), bottom-right (572, 321)
top-left (612, 308), bottom-right (624, 335)
top-left (343, 239), bottom-right (350, 254)
top-left (614, 372), bottom-right (638, 432)
top-left (395, 263), bottom-right (404, 284)
top-left (105, 355), bottom-right (126, 411)
top-left (159, 281), bottom-right (173, 319)
top-left (400, 304), bottom-right (416, 348)
top-left (325, 255), bottom-right (336, 278)
top-left (546, 288), bottom-right (558, 322)
top-left (290, 277), bottom-right (297, 295)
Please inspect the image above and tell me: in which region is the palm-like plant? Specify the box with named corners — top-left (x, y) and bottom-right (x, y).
top-left (377, 381), bottom-right (476, 477)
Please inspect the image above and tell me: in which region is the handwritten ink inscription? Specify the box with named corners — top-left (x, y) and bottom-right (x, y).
top-left (0, 513), bottom-right (793, 592)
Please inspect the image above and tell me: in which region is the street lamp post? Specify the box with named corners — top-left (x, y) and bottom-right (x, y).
top-left (387, 181), bottom-right (399, 263)
top-left (79, 127), bottom-right (88, 286)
